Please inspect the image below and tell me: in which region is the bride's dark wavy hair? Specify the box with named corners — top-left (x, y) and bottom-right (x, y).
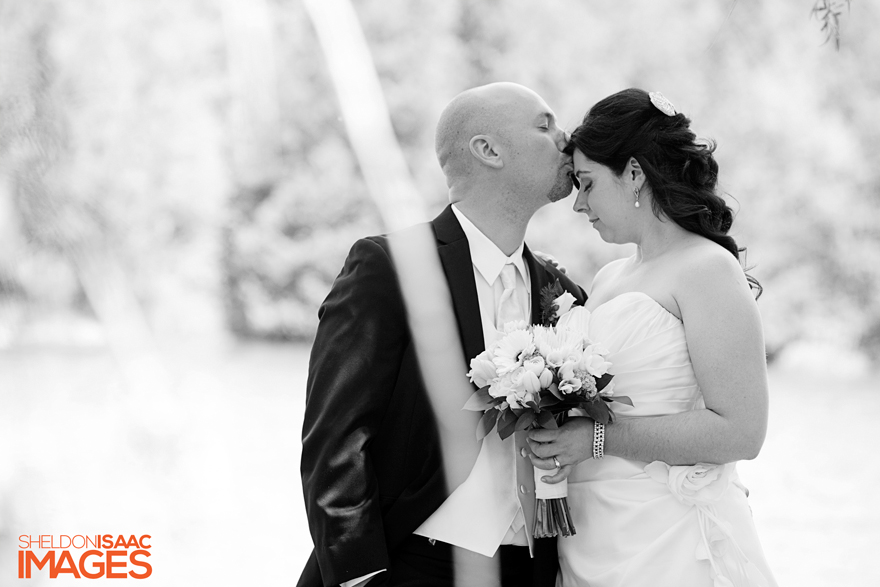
top-left (567, 88), bottom-right (762, 297)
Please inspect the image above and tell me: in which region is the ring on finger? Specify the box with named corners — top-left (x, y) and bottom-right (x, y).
top-left (553, 456), bottom-right (561, 469)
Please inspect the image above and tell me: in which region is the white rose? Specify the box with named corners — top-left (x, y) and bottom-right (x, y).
top-left (467, 351), bottom-right (499, 388)
top-left (489, 372), bottom-right (517, 398)
top-left (553, 291), bottom-right (577, 318)
top-left (508, 366), bottom-right (527, 388)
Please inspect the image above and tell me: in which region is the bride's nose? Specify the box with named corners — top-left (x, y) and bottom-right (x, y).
top-left (573, 190), bottom-right (589, 214)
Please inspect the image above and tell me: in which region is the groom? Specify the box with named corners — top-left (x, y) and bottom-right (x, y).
top-left (299, 82), bottom-right (584, 587)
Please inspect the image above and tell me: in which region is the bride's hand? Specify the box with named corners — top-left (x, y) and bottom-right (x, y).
top-left (527, 417), bottom-right (595, 484)
top-left (532, 250), bottom-right (567, 274)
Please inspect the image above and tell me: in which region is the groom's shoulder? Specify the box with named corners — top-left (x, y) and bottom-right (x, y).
top-left (344, 235), bottom-right (392, 267)
top-left (352, 220), bottom-right (437, 258)
top-left (342, 219), bottom-right (437, 275)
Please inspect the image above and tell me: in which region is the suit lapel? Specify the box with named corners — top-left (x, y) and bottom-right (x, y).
top-left (432, 206), bottom-right (485, 363)
top-left (524, 243), bottom-right (553, 326)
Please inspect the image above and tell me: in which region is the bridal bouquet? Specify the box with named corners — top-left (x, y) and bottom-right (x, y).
top-left (463, 282), bottom-right (632, 538)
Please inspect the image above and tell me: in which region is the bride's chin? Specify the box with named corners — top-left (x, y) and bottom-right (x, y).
top-left (593, 226), bottom-right (616, 244)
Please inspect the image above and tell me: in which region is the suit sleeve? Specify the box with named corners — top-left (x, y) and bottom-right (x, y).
top-left (301, 237), bottom-right (407, 586)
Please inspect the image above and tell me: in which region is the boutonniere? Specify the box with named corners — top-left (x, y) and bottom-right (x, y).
top-left (540, 279), bottom-right (577, 327)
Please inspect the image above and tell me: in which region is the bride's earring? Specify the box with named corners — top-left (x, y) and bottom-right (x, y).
top-left (633, 187), bottom-right (640, 208)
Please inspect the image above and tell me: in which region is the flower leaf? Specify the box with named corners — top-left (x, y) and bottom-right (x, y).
top-left (595, 373), bottom-right (614, 393)
top-left (585, 400), bottom-right (612, 425)
top-left (539, 394), bottom-right (561, 409)
top-left (477, 409), bottom-right (499, 440)
top-left (515, 411), bottom-right (538, 431)
top-left (463, 386), bottom-right (497, 411)
top-left (537, 410), bottom-right (558, 429)
top-left (548, 382), bottom-right (565, 401)
top-left (498, 409), bottom-right (518, 440)
top-left (609, 394), bottom-right (633, 407)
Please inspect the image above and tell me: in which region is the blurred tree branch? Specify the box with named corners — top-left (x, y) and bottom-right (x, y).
top-left (811, 0), bottom-right (851, 49)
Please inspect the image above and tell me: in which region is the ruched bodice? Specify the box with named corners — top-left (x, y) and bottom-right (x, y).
top-left (554, 293), bottom-right (777, 587)
top-left (563, 291), bottom-right (701, 418)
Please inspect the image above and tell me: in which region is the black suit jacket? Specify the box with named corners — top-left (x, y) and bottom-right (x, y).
top-left (298, 205), bottom-right (586, 587)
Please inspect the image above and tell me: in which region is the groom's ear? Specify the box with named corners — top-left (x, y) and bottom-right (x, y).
top-left (469, 135), bottom-right (504, 169)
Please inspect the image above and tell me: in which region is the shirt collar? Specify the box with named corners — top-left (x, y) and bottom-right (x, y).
top-left (451, 204), bottom-right (527, 286)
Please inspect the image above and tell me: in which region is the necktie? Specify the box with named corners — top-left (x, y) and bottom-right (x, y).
top-left (497, 263), bottom-right (531, 543)
top-left (496, 264), bottom-right (524, 330)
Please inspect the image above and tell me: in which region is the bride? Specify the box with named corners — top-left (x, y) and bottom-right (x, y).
top-left (528, 89), bottom-right (778, 586)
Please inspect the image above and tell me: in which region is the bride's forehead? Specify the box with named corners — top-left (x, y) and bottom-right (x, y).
top-left (573, 150), bottom-right (602, 169)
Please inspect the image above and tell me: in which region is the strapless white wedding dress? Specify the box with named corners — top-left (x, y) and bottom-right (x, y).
top-left (555, 292), bottom-right (777, 587)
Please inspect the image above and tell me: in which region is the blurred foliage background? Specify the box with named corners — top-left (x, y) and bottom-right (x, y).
top-left (1, 0), bottom-right (878, 370)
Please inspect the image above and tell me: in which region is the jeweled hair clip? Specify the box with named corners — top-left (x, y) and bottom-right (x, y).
top-left (649, 92), bottom-right (676, 116)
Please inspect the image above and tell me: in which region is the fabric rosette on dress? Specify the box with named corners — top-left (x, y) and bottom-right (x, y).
top-left (645, 462), bottom-right (773, 587)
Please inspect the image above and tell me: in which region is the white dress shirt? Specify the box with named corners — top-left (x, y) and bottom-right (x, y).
top-left (413, 205), bottom-right (533, 557)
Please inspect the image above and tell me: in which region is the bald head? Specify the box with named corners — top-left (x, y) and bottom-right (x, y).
top-left (434, 82), bottom-right (546, 180)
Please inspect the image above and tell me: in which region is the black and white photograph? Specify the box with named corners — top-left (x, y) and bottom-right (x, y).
top-left (1, 1), bottom-right (877, 585)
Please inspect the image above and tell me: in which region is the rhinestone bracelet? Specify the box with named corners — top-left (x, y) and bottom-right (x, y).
top-left (592, 421), bottom-right (605, 460)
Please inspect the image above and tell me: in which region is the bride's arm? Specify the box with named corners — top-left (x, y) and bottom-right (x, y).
top-left (529, 249), bottom-right (769, 477)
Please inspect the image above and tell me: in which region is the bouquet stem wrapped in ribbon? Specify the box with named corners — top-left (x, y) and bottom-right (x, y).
top-left (464, 282), bottom-right (631, 539)
top-left (533, 413), bottom-right (576, 538)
